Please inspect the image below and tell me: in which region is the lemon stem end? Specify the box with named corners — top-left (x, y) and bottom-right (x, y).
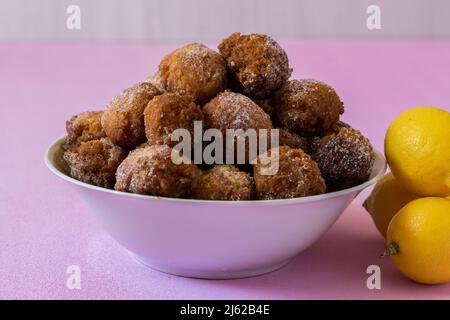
top-left (381, 242), bottom-right (400, 258)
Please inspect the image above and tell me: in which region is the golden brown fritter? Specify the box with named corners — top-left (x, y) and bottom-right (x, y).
top-left (102, 82), bottom-right (161, 149)
top-left (144, 93), bottom-right (203, 147)
top-left (218, 32), bottom-right (291, 99)
top-left (115, 144), bottom-right (201, 197)
top-left (253, 146), bottom-right (325, 200)
top-left (203, 91), bottom-right (272, 164)
top-left (64, 111), bottom-right (106, 149)
top-left (145, 71), bottom-right (166, 92)
top-left (63, 138), bottom-right (126, 189)
top-left (275, 79), bottom-right (344, 136)
top-left (311, 126), bottom-right (374, 191)
top-left (203, 91), bottom-right (272, 131)
top-left (159, 43), bottom-right (228, 104)
top-left (277, 128), bottom-right (310, 152)
top-left (192, 165), bottom-right (253, 200)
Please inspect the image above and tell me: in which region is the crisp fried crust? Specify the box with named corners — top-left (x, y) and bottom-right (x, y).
top-left (203, 91), bottom-right (273, 164)
top-left (102, 82), bottom-right (161, 149)
top-left (254, 146), bottom-right (325, 200)
top-left (275, 79), bottom-right (344, 136)
top-left (144, 93), bottom-right (203, 147)
top-left (63, 138), bottom-right (126, 189)
top-left (159, 43), bottom-right (227, 104)
top-left (311, 126), bottom-right (374, 191)
top-left (115, 144), bottom-right (201, 197)
top-left (203, 91), bottom-right (272, 131)
top-left (192, 165), bottom-right (253, 200)
top-left (219, 32), bottom-right (291, 99)
top-left (64, 111), bottom-right (106, 149)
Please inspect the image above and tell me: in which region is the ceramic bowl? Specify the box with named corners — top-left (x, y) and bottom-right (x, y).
top-left (45, 135), bottom-right (386, 279)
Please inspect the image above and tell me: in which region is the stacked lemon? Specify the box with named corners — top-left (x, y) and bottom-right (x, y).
top-left (364, 106), bottom-right (450, 284)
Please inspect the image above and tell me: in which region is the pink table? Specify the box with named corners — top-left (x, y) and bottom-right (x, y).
top-left (1, 41), bottom-right (449, 299)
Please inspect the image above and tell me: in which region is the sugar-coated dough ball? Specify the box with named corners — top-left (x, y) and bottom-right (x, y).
top-left (144, 93), bottom-right (203, 147)
top-left (64, 111), bottom-right (106, 149)
top-left (115, 144), bottom-right (201, 197)
top-left (63, 138), bottom-right (126, 189)
top-left (311, 126), bottom-right (374, 191)
top-left (159, 43), bottom-right (227, 104)
top-left (192, 165), bottom-right (253, 200)
top-left (219, 32), bottom-right (291, 99)
top-left (59, 32), bottom-right (376, 202)
top-left (275, 79), bottom-right (344, 136)
top-left (145, 72), bottom-right (166, 92)
top-left (203, 91), bottom-right (272, 131)
top-left (203, 91), bottom-right (272, 163)
top-left (102, 82), bottom-right (161, 149)
top-left (253, 146), bottom-right (325, 199)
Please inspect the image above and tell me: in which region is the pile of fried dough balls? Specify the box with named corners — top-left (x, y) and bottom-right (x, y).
top-left (62, 32), bottom-right (374, 201)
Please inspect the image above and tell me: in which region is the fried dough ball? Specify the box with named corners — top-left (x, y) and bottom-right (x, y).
top-left (254, 146), bottom-right (325, 200)
top-left (192, 165), bottom-right (253, 200)
top-left (63, 111), bottom-right (106, 149)
top-left (158, 43), bottom-right (227, 104)
top-left (102, 82), bottom-right (161, 149)
top-left (144, 93), bottom-right (203, 147)
top-left (115, 144), bottom-right (201, 197)
top-left (275, 79), bottom-right (344, 136)
top-left (203, 91), bottom-right (272, 130)
top-left (218, 32), bottom-right (291, 99)
top-left (278, 128), bottom-right (310, 152)
top-left (311, 126), bottom-right (374, 191)
top-left (203, 91), bottom-right (272, 163)
top-left (63, 138), bottom-right (126, 189)
top-left (145, 71), bottom-right (166, 92)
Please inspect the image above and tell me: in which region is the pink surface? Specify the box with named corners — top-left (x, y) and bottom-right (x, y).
top-left (0, 41), bottom-right (449, 299)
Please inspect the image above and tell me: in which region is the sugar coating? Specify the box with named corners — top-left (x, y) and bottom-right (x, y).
top-left (311, 126), bottom-right (374, 191)
top-left (159, 43), bottom-right (227, 104)
top-left (63, 137), bottom-right (126, 189)
top-left (203, 91), bottom-right (273, 164)
top-left (115, 144), bottom-right (201, 197)
top-left (64, 111), bottom-right (106, 149)
top-left (102, 82), bottom-right (161, 149)
top-left (219, 32), bottom-right (291, 99)
top-left (144, 93), bottom-right (203, 147)
top-left (203, 91), bottom-right (272, 131)
top-left (61, 33), bottom-right (377, 200)
top-left (275, 79), bottom-right (344, 136)
top-left (145, 71), bottom-right (166, 92)
top-left (192, 164), bottom-right (253, 200)
top-left (254, 146), bottom-right (325, 200)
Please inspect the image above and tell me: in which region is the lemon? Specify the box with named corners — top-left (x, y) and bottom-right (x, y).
top-left (384, 197), bottom-right (450, 285)
top-left (363, 172), bottom-right (420, 238)
top-left (384, 106), bottom-right (450, 197)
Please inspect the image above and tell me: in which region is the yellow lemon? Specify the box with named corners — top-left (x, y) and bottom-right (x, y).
top-left (384, 197), bottom-right (450, 284)
top-left (384, 106), bottom-right (450, 197)
top-left (363, 172), bottom-right (420, 238)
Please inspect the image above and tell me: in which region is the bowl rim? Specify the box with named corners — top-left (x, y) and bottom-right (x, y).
top-left (44, 135), bottom-right (387, 206)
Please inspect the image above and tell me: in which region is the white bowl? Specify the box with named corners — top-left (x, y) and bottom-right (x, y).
top-left (45, 136), bottom-right (386, 279)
